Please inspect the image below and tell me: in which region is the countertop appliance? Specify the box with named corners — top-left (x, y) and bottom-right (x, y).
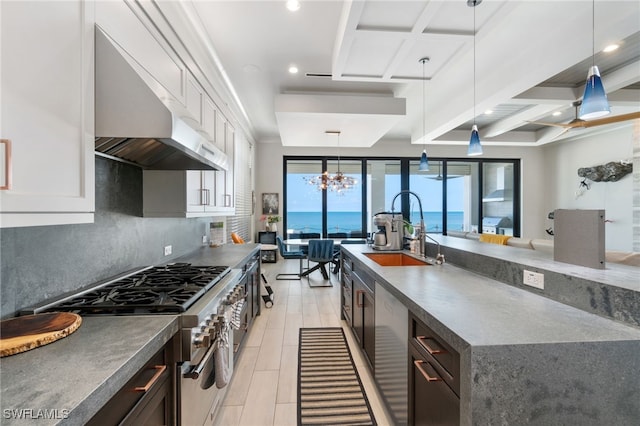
top-left (21, 262), bottom-right (245, 425)
top-left (372, 212), bottom-right (403, 251)
top-left (481, 216), bottom-right (513, 235)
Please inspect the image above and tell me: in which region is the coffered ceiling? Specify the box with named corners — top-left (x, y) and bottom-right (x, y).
top-left (179, 0), bottom-right (639, 148)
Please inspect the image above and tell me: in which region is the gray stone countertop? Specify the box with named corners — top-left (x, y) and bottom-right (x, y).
top-left (344, 244), bottom-right (640, 424)
top-left (0, 244), bottom-right (258, 425)
top-left (173, 243), bottom-right (259, 269)
top-left (343, 244), bottom-right (640, 348)
top-left (436, 235), bottom-right (639, 292)
top-left (0, 315), bottom-right (179, 425)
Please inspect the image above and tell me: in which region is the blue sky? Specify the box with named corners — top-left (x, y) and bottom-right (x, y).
top-left (287, 173), bottom-right (464, 212)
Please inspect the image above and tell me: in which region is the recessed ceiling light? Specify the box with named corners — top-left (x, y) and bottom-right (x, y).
top-left (288, 65), bottom-right (299, 74)
top-left (286, 0), bottom-right (300, 12)
top-left (603, 44), bottom-right (619, 53)
top-left (484, 110), bottom-right (493, 115)
top-left (552, 111), bottom-right (562, 116)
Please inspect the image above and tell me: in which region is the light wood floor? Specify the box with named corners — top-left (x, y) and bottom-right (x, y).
top-left (214, 258), bottom-right (394, 425)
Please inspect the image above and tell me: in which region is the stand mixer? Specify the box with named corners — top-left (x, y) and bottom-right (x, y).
top-left (372, 212), bottom-right (403, 251)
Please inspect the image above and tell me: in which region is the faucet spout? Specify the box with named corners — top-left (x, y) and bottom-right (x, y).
top-left (390, 190), bottom-right (425, 257)
top-left (390, 190), bottom-right (445, 264)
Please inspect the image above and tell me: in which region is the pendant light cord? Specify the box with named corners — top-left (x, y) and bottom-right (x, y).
top-left (422, 59), bottom-right (426, 150)
top-left (591, 0), bottom-right (595, 67)
top-left (473, 4), bottom-right (476, 126)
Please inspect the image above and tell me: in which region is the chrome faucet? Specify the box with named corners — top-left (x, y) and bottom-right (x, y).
top-left (390, 190), bottom-right (426, 257)
top-left (390, 190), bottom-right (445, 264)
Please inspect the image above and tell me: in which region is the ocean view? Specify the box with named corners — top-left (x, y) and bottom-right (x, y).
top-left (286, 211), bottom-right (464, 234)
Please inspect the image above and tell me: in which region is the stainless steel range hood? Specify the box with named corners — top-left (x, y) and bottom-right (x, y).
top-left (95, 28), bottom-right (227, 171)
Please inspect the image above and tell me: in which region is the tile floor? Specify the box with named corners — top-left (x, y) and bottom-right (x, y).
top-left (214, 258), bottom-right (394, 425)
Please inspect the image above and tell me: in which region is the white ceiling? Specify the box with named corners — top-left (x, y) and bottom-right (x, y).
top-left (183, 0), bottom-right (640, 148)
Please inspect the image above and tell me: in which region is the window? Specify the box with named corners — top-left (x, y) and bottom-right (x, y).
top-left (283, 156), bottom-right (520, 238)
top-left (367, 160), bottom-right (401, 236)
top-left (410, 160), bottom-right (444, 233)
top-left (446, 161), bottom-right (480, 233)
top-left (327, 159), bottom-right (362, 237)
top-left (285, 159), bottom-right (323, 236)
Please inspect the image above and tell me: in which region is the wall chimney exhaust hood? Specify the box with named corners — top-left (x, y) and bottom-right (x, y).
top-left (94, 28), bottom-right (227, 171)
top-left (483, 166), bottom-right (511, 202)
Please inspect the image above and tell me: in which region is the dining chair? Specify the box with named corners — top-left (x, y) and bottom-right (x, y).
top-left (275, 235), bottom-right (306, 280)
top-left (301, 239), bottom-right (334, 280)
top-left (327, 232), bottom-right (347, 239)
top-left (332, 239), bottom-right (367, 274)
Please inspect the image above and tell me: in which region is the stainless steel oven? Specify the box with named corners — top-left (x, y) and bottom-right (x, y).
top-left (21, 263), bottom-right (245, 426)
top-left (180, 307), bottom-right (235, 426)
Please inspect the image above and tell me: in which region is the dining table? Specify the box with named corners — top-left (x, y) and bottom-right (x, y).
top-left (282, 238), bottom-right (366, 247)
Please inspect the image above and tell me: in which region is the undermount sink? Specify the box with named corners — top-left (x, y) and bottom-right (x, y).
top-left (364, 252), bottom-right (431, 266)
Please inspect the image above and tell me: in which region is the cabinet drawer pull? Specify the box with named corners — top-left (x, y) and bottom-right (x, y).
top-left (355, 290), bottom-right (365, 307)
top-left (0, 139), bottom-right (11, 190)
top-left (134, 365), bottom-right (166, 392)
top-left (414, 360), bottom-right (442, 382)
top-left (417, 336), bottom-right (447, 355)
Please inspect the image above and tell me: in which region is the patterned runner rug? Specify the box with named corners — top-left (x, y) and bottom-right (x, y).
top-left (297, 327), bottom-right (377, 425)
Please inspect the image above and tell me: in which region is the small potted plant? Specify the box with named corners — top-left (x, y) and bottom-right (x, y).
top-left (260, 215), bottom-right (281, 231)
top-left (267, 215), bottom-right (281, 232)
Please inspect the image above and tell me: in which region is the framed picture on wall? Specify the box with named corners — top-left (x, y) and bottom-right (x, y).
top-left (262, 193), bottom-right (279, 215)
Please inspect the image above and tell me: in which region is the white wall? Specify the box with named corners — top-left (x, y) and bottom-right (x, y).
top-left (255, 139), bottom-right (547, 239)
top-left (542, 124), bottom-right (635, 251)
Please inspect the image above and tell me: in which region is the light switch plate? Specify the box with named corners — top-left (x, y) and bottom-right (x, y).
top-left (164, 245), bottom-right (172, 256)
top-left (523, 270), bottom-right (544, 289)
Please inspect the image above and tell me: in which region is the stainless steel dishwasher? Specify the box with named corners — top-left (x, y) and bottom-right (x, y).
top-left (375, 282), bottom-right (408, 425)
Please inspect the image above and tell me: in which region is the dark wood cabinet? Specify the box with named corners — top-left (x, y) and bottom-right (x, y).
top-left (340, 251), bottom-right (353, 326)
top-left (408, 314), bottom-right (460, 426)
top-left (258, 231), bottom-right (277, 263)
top-left (352, 268), bottom-right (375, 369)
top-left (234, 252), bottom-right (261, 357)
top-left (342, 250), bottom-right (375, 369)
top-left (87, 335), bottom-right (178, 426)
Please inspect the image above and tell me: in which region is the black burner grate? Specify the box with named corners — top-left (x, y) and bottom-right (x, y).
top-left (43, 264), bottom-right (229, 315)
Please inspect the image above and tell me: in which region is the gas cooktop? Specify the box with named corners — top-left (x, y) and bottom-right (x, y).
top-left (28, 263), bottom-right (230, 315)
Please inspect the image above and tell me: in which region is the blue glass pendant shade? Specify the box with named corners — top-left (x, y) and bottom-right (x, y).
top-left (418, 150), bottom-right (429, 171)
top-left (579, 66), bottom-right (610, 119)
top-left (467, 125), bottom-right (483, 156)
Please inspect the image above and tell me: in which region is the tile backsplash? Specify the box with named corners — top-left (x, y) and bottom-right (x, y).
top-left (0, 157), bottom-right (214, 318)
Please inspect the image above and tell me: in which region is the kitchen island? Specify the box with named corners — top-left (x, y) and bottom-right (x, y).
top-left (341, 244), bottom-right (640, 425)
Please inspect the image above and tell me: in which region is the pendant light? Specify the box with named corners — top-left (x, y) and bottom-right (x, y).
top-left (418, 57), bottom-right (430, 172)
top-left (303, 131), bottom-right (356, 194)
top-left (467, 0), bottom-right (483, 156)
top-left (579, 0), bottom-right (610, 119)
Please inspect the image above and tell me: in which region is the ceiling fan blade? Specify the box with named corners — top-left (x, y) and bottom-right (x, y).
top-left (583, 111), bottom-right (640, 128)
top-left (550, 127), bottom-right (572, 141)
top-left (526, 120), bottom-right (572, 128)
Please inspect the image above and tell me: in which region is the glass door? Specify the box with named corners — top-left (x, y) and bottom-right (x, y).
top-left (366, 160), bottom-right (401, 237)
top-left (285, 159), bottom-right (323, 237)
top-left (410, 160), bottom-right (444, 233)
top-left (482, 162), bottom-right (515, 236)
top-left (445, 161), bottom-right (480, 233)
top-left (326, 159), bottom-right (362, 238)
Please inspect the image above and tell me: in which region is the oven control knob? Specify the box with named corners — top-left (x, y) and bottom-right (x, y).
top-left (194, 332), bottom-right (211, 348)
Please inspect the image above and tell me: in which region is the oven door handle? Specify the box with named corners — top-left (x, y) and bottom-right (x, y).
top-left (183, 339), bottom-right (219, 380)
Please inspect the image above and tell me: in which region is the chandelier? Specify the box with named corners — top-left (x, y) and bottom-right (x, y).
top-left (304, 131), bottom-right (357, 194)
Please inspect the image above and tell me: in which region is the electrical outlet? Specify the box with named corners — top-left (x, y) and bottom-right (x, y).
top-left (202, 235), bottom-right (208, 245)
top-left (164, 245), bottom-right (172, 256)
top-left (523, 270), bottom-right (544, 289)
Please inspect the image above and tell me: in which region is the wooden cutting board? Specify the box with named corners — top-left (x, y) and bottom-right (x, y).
top-left (0, 312), bottom-right (82, 357)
